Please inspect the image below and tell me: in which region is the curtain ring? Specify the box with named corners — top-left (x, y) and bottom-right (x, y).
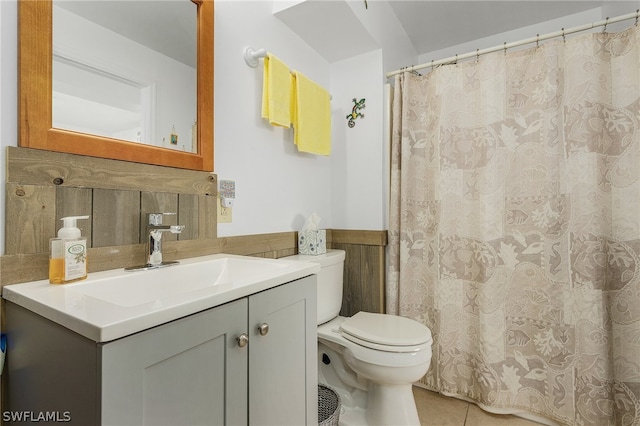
top-left (476, 48), bottom-right (480, 62)
top-left (536, 34), bottom-right (539, 48)
top-left (455, 54), bottom-right (458, 65)
top-left (635, 9), bottom-right (638, 26)
top-left (431, 59), bottom-right (434, 69)
top-left (603, 17), bottom-right (609, 32)
top-left (562, 28), bottom-right (566, 43)
top-left (503, 42), bottom-right (507, 55)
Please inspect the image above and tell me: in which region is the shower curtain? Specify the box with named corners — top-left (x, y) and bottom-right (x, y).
top-left (387, 24), bottom-right (640, 426)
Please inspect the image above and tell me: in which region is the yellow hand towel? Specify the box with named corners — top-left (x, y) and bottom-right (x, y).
top-left (261, 53), bottom-right (291, 128)
top-left (291, 71), bottom-right (331, 155)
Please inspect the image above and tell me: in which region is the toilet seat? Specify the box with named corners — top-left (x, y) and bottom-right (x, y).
top-left (319, 316), bottom-right (432, 368)
top-left (340, 312), bottom-right (432, 353)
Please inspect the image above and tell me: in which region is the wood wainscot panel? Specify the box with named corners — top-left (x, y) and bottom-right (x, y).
top-left (56, 187), bottom-right (93, 247)
top-left (333, 242), bottom-right (363, 316)
top-left (178, 194), bottom-right (200, 241)
top-left (2, 147), bottom-right (218, 286)
top-left (331, 230), bottom-right (387, 316)
top-left (330, 229), bottom-right (387, 246)
top-left (5, 183), bottom-right (56, 255)
top-left (199, 194), bottom-right (217, 240)
top-left (218, 232), bottom-right (298, 257)
top-left (6, 146), bottom-right (216, 194)
top-left (93, 189), bottom-right (142, 247)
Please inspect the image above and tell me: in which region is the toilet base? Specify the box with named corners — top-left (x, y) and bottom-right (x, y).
top-left (319, 342), bottom-right (422, 426)
top-left (366, 382), bottom-right (420, 426)
top-left (335, 405), bottom-right (367, 426)
top-left (317, 378), bottom-right (421, 426)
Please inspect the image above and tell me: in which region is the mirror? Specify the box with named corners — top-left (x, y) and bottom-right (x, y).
top-left (53, 1), bottom-right (197, 151)
top-left (19, 0), bottom-right (213, 171)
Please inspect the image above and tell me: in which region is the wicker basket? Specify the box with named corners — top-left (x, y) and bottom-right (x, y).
top-left (318, 384), bottom-right (341, 426)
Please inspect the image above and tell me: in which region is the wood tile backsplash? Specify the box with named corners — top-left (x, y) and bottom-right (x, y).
top-left (2, 147), bottom-right (218, 283)
top-left (5, 147), bottom-right (217, 255)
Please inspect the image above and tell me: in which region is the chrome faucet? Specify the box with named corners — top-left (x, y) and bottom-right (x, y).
top-left (147, 213), bottom-right (185, 266)
top-left (125, 213), bottom-right (185, 271)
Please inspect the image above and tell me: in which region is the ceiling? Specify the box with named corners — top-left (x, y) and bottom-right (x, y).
top-left (276, 0), bottom-right (640, 63)
top-left (388, 1), bottom-right (601, 55)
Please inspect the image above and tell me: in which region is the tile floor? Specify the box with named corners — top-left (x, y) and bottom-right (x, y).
top-left (413, 386), bottom-right (542, 426)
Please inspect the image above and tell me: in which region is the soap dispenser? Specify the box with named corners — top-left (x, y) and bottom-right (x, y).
top-left (49, 215), bottom-right (90, 284)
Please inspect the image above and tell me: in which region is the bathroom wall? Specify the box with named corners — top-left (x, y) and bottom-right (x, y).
top-left (213, 0), bottom-right (416, 237)
top-left (213, 0), bottom-right (334, 237)
top-left (330, 50), bottom-right (386, 230)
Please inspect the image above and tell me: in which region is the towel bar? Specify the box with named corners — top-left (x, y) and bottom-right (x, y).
top-left (244, 46), bottom-right (333, 100)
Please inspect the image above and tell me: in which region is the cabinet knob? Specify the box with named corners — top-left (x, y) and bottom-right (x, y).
top-left (258, 323), bottom-right (270, 336)
top-left (237, 333), bottom-right (249, 347)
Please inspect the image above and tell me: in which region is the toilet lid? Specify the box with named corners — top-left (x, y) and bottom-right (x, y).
top-left (339, 312), bottom-right (431, 349)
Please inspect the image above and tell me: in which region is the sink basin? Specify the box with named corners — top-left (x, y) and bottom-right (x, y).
top-left (67, 256), bottom-right (288, 308)
top-left (2, 254), bottom-right (320, 342)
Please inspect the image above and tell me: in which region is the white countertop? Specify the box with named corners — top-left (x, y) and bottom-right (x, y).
top-left (2, 254), bottom-right (320, 343)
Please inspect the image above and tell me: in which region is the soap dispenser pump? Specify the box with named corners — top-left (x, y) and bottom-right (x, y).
top-left (49, 215), bottom-right (90, 284)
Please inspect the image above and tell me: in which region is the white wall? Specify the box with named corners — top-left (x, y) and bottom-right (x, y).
top-left (216, 0), bottom-right (406, 235)
top-left (330, 50), bottom-right (386, 230)
top-left (214, 0), bottom-right (334, 236)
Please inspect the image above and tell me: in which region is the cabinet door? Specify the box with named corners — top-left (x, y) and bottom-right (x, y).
top-left (248, 276), bottom-right (317, 425)
top-left (100, 298), bottom-right (248, 426)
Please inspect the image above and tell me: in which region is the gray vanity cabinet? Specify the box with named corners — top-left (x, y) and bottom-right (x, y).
top-left (4, 275), bottom-right (317, 425)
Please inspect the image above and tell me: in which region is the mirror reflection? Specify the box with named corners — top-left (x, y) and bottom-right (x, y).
top-left (53, 1), bottom-right (197, 152)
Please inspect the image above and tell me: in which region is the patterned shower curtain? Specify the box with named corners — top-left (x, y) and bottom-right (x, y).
top-left (387, 25), bottom-right (640, 426)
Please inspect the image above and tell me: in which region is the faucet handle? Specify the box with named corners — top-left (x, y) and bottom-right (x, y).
top-left (148, 212), bottom-right (176, 226)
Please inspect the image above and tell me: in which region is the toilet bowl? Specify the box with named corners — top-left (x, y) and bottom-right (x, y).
top-left (283, 250), bottom-right (433, 426)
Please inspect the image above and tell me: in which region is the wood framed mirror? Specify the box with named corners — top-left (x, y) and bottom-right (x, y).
top-left (18, 0), bottom-right (213, 172)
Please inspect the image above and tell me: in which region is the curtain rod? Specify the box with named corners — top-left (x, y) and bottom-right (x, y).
top-left (386, 10), bottom-right (639, 79)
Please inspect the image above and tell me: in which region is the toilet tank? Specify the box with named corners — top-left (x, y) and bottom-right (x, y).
top-left (282, 249), bottom-right (345, 325)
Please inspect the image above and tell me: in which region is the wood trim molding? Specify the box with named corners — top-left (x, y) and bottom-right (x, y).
top-left (6, 147), bottom-right (216, 195)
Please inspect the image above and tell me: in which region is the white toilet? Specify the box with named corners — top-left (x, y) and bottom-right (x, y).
top-left (284, 249), bottom-right (432, 426)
